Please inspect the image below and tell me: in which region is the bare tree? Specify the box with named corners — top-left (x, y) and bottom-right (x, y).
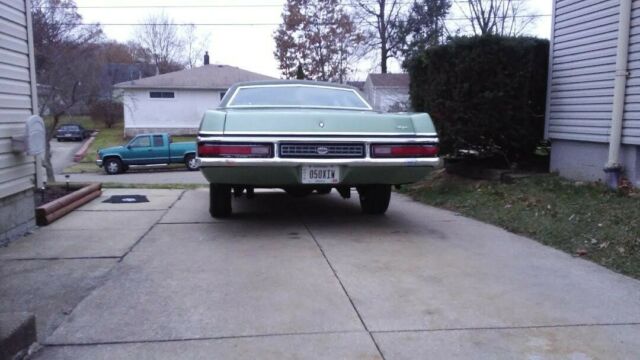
top-left (457, 0), bottom-right (536, 36)
top-left (274, 0), bottom-right (364, 82)
top-left (31, 0), bottom-right (103, 182)
top-left (350, 0), bottom-right (411, 73)
top-left (183, 24), bottom-right (211, 69)
top-left (134, 11), bottom-right (185, 74)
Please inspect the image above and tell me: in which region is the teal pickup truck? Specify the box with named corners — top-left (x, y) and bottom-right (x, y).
top-left (96, 133), bottom-right (198, 174)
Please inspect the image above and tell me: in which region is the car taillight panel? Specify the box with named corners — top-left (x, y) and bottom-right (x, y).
top-left (370, 144), bottom-right (439, 158)
top-left (198, 143), bottom-right (273, 158)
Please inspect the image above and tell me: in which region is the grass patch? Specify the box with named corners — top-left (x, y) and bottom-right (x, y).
top-left (101, 182), bottom-right (206, 190)
top-left (79, 127), bottom-right (126, 164)
top-left (402, 171), bottom-right (640, 279)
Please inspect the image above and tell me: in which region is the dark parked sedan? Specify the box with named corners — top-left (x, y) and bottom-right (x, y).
top-left (55, 124), bottom-right (90, 141)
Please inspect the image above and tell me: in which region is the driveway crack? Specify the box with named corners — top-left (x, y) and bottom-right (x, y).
top-left (300, 218), bottom-right (386, 360)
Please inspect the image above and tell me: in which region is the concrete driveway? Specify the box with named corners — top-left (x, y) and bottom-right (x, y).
top-left (1, 189), bottom-right (639, 359)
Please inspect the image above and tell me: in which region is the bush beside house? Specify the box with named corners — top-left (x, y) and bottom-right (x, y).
top-left (406, 35), bottom-right (549, 165)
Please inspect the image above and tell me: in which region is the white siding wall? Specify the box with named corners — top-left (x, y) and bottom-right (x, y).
top-left (122, 89), bottom-right (222, 134)
top-left (363, 79), bottom-right (410, 112)
top-left (547, 0), bottom-right (640, 145)
top-left (0, 0), bottom-right (36, 198)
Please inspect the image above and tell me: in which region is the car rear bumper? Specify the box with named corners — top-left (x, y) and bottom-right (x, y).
top-left (198, 157), bottom-right (441, 186)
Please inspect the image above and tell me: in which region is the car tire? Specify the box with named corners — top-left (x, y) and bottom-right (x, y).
top-left (104, 158), bottom-right (123, 175)
top-left (285, 187), bottom-right (314, 197)
top-left (210, 184), bottom-right (232, 218)
top-left (56, 138), bottom-right (61, 142)
top-left (357, 184), bottom-right (391, 215)
top-left (185, 154), bottom-right (199, 171)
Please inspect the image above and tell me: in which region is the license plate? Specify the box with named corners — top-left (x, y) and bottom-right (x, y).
top-left (65, 134), bottom-right (72, 137)
top-left (301, 166), bottom-right (340, 184)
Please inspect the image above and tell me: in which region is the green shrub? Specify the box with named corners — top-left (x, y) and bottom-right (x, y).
top-left (406, 35), bottom-right (549, 164)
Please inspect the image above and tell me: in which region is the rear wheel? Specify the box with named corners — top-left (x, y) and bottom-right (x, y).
top-left (357, 185), bottom-right (391, 214)
top-left (104, 158), bottom-right (123, 175)
top-left (209, 184), bottom-right (232, 218)
top-left (185, 154), bottom-right (199, 171)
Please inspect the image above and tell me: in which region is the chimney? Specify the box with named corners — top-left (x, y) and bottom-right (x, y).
top-left (204, 51), bottom-right (210, 65)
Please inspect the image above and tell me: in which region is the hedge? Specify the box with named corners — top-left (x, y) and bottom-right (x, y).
top-left (406, 35), bottom-right (549, 164)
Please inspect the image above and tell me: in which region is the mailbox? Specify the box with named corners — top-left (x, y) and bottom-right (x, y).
top-left (12, 115), bottom-right (45, 155)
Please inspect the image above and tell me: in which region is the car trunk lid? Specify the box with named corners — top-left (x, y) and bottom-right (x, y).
top-left (223, 109), bottom-right (416, 135)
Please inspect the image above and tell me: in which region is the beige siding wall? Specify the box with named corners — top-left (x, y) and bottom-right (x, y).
top-left (0, 0), bottom-right (36, 199)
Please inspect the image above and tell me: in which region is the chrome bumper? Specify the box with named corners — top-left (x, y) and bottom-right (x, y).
top-left (96, 159), bottom-right (103, 167)
top-left (198, 157), bottom-right (441, 168)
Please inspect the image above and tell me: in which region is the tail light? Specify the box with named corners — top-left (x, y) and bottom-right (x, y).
top-left (198, 143), bottom-right (272, 158)
top-left (371, 144), bottom-right (439, 158)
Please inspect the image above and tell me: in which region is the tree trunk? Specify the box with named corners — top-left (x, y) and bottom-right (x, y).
top-left (43, 114), bottom-right (60, 183)
top-left (381, 48), bottom-right (388, 73)
top-left (43, 137), bottom-right (55, 183)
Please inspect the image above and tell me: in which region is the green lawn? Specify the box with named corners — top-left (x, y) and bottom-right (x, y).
top-left (402, 171), bottom-right (640, 279)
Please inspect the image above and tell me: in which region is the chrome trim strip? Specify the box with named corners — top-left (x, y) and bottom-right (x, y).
top-left (200, 131), bottom-right (438, 137)
top-left (198, 157), bottom-right (441, 168)
top-left (198, 136), bottom-right (439, 143)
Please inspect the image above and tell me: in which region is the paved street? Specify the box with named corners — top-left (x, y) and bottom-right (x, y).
top-left (1, 188), bottom-right (639, 359)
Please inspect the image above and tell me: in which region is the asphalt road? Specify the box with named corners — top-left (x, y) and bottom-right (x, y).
top-left (2, 189), bottom-right (639, 359)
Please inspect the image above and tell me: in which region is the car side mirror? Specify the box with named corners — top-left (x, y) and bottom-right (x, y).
top-left (126, 145), bottom-right (132, 150)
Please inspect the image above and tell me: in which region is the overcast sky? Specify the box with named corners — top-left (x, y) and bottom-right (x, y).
top-left (75, 0), bottom-right (553, 80)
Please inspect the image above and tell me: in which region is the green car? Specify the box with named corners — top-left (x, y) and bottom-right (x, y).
top-left (197, 80), bottom-right (441, 217)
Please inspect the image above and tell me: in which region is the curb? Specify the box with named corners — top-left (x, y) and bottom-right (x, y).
top-left (73, 132), bottom-right (98, 162)
top-left (35, 183), bottom-right (102, 226)
top-left (0, 312), bottom-right (36, 360)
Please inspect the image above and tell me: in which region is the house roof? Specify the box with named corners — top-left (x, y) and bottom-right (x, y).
top-left (114, 64), bottom-right (275, 90)
top-left (346, 81), bottom-right (365, 91)
top-left (367, 73), bottom-right (410, 88)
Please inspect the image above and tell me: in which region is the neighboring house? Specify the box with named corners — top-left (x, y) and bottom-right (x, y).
top-left (363, 73), bottom-right (411, 112)
top-left (114, 59), bottom-right (274, 137)
top-left (346, 81), bottom-right (365, 92)
top-left (0, 0), bottom-right (38, 242)
top-left (545, 0), bottom-right (639, 186)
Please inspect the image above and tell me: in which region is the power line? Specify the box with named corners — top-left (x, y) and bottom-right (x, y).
top-left (62, 14), bottom-right (551, 27)
top-left (42, 0), bottom-right (534, 9)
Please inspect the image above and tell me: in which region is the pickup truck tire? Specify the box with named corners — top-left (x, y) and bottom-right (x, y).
top-left (104, 158), bottom-right (123, 175)
top-left (210, 184), bottom-right (232, 218)
top-left (185, 154), bottom-right (199, 171)
top-left (357, 185), bottom-right (391, 214)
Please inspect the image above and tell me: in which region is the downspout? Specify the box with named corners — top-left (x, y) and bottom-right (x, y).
top-left (605, 0), bottom-right (633, 189)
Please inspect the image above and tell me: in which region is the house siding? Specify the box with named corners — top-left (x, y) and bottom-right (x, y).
top-left (546, 0), bottom-right (640, 186)
top-left (0, 0), bottom-right (37, 242)
top-left (547, 0), bottom-right (640, 145)
top-left (122, 89), bottom-right (222, 137)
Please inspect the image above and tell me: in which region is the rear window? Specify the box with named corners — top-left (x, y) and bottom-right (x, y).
top-left (60, 125), bottom-right (80, 131)
top-left (228, 85), bottom-right (370, 109)
top-left (153, 135), bottom-right (164, 147)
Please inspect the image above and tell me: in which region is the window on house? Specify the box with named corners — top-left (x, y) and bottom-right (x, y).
top-left (153, 135), bottom-right (164, 147)
top-left (220, 91), bottom-right (226, 100)
top-left (150, 91), bottom-right (175, 99)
